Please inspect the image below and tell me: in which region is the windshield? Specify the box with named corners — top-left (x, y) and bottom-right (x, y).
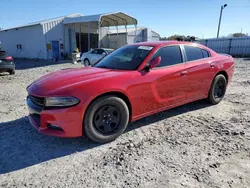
top-left (104, 49), bottom-right (114, 54)
top-left (95, 45), bottom-right (153, 70)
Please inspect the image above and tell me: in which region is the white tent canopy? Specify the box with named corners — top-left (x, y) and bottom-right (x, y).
top-left (63, 12), bottom-right (138, 27)
top-left (64, 12), bottom-right (138, 49)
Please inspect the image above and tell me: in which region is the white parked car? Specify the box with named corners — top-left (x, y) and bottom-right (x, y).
top-left (80, 48), bottom-right (114, 66)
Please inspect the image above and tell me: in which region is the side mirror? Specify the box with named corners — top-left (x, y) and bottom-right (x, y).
top-left (150, 56), bottom-right (161, 68)
top-left (102, 52), bottom-right (107, 56)
top-left (145, 56), bottom-right (161, 71)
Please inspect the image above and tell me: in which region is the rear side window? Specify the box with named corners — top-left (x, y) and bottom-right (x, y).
top-left (152, 46), bottom-right (183, 67)
top-left (202, 49), bottom-right (210, 58)
top-left (184, 46), bottom-right (203, 61)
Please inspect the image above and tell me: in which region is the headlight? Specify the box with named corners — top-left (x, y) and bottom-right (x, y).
top-left (45, 97), bottom-right (80, 107)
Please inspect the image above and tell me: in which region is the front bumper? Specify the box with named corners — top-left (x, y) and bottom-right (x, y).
top-left (27, 96), bottom-right (85, 137)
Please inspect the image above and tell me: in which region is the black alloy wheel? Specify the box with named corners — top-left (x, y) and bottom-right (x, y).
top-left (84, 95), bottom-right (129, 143)
top-left (94, 105), bottom-right (121, 135)
top-left (214, 79), bottom-right (225, 98)
top-left (208, 74), bottom-right (227, 105)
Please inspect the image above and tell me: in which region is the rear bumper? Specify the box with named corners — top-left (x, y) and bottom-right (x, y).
top-left (0, 63), bottom-right (15, 71)
top-left (27, 96), bottom-right (84, 138)
top-left (227, 64), bottom-right (234, 83)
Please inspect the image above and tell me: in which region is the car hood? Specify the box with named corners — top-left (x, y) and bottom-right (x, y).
top-left (27, 67), bottom-right (124, 96)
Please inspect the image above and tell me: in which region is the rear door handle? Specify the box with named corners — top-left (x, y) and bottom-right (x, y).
top-left (210, 63), bottom-right (215, 68)
top-left (180, 71), bottom-right (187, 76)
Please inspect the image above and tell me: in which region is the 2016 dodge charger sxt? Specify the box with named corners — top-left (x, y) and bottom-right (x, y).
top-left (26, 41), bottom-right (234, 143)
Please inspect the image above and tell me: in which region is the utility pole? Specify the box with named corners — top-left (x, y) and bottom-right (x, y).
top-left (217, 4), bottom-right (227, 38)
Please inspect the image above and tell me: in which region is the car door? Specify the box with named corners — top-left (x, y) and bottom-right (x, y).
top-left (148, 45), bottom-right (188, 108)
top-left (183, 45), bottom-right (215, 101)
top-left (92, 49), bottom-right (105, 64)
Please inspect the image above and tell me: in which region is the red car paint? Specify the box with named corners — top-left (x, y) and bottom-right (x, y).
top-left (27, 41), bottom-right (234, 137)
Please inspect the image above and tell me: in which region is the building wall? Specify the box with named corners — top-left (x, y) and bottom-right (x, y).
top-left (42, 19), bottom-right (65, 59)
top-left (108, 28), bottom-right (160, 49)
top-left (64, 23), bottom-right (110, 52)
top-left (0, 25), bottom-right (45, 59)
top-left (109, 34), bottom-right (127, 49)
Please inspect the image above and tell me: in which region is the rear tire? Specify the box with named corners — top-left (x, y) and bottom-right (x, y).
top-left (208, 74), bottom-right (227, 105)
top-left (9, 69), bottom-right (15, 75)
top-left (84, 95), bottom-right (129, 143)
top-left (84, 59), bottom-right (90, 67)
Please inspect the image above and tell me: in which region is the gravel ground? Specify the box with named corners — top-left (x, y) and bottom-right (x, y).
top-left (0, 58), bottom-right (249, 188)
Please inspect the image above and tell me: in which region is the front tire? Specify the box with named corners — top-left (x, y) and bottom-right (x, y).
top-left (208, 74), bottom-right (227, 105)
top-left (84, 96), bottom-right (129, 143)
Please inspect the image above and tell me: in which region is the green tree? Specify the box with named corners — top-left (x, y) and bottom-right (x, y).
top-left (232, 33), bottom-right (248, 37)
top-left (160, 35), bottom-right (197, 41)
top-left (160, 37), bottom-right (168, 41)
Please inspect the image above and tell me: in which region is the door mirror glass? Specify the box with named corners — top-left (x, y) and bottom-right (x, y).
top-left (149, 56), bottom-right (161, 69)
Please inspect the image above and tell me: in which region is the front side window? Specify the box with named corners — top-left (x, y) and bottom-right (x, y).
top-left (152, 45), bottom-right (183, 67)
top-left (95, 45), bottom-right (153, 70)
top-left (184, 45), bottom-right (203, 61)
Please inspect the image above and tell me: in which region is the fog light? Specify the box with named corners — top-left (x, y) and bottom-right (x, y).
top-left (47, 124), bottom-right (63, 131)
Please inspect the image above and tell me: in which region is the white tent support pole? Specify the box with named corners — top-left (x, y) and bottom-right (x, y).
top-left (108, 26), bottom-right (110, 48)
top-left (79, 24), bottom-right (81, 52)
top-left (98, 23), bottom-right (101, 48)
top-left (88, 22), bottom-right (90, 51)
top-left (135, 24), bottom-right (137, 43)
top-left (73, 23), bottom-right (76, 51)
top-left (116, 25), bottom-right (119, 49)
top-left (125, 25), bottom-right (127, 44)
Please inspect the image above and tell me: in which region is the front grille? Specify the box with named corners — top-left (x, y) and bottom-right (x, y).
top-left (29, 95), bottom-right (45, 107)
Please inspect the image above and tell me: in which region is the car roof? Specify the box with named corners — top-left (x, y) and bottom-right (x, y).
top-left (93, 48), bottom-right (114, 51)
top-left (102, 48), bottom-right (114, 51)
top-left (130, 41), bottom-right (214, 53)
top-left (131, 41), bottom-right (201, 47)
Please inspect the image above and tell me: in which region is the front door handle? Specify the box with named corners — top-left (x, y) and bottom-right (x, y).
top-left (180, 71), bottom-right (187, 76)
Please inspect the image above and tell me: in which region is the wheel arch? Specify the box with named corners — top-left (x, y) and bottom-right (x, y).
top-left (207, 70), bottom-right (229, 97)
top-left (215, 70), bottom-right (228, 82)
top-left (84, 91), bottom-right (132, 122)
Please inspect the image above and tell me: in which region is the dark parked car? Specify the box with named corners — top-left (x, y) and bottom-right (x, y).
top-left (0, 50), bottom-right (15, 75)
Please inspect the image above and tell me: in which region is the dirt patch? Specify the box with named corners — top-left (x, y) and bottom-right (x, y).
top-left (0, 58), bottom-right (249, 188)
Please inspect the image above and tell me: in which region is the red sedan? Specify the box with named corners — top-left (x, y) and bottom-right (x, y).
top-left (27, 41), bottom-right (234, 143)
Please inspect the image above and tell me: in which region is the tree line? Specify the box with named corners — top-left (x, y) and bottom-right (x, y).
top-left (161, 33), bottom-right (248, 41)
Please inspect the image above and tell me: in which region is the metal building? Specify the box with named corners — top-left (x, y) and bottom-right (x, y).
top-left (0, 12), bottom-right (160, 60)
top-left (0, 13), bottom-right (82, 60)
top-left (107, 27), bottom-right (160, 49)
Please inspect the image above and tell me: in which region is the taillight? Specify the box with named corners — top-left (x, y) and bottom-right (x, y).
top-left (5, 56), bottom-right (13, 61)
